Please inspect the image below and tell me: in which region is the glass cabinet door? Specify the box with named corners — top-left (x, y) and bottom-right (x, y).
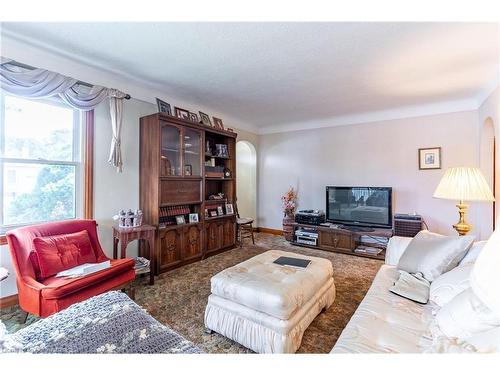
top-left (183, 128), bottom-right (201, 177)
top-left (161, 124), bottom-right (182, 176)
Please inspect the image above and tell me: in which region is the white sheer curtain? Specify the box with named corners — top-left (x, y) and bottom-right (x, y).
top-left (0, 57), bottom-right (128, 172)
top-left (108, 92), bottom-right (124, 172)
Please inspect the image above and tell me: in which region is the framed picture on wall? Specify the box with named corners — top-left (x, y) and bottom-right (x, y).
top-left (419, 147), bottom-right (441, 170)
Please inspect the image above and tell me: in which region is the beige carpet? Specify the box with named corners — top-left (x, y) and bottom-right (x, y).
top-left (1, 233), bottom-right (382, 353)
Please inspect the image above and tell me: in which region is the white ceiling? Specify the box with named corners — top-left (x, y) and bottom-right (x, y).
top-left (1, 22), bottom-right (499, 133)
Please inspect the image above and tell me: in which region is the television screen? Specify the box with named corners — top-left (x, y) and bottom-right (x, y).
top-left (326, 186), bottom-right (392, 228)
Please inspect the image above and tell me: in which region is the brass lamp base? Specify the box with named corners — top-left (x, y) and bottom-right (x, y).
top-left (453, 201), bottom-right (472, 236)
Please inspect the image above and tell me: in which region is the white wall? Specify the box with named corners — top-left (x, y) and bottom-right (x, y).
top-left (93, 98), bottom-right (156, 258)
top-left (258, 111), bottom-right (483, 237)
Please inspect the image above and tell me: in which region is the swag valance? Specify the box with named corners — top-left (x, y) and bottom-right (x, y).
top-left (0, 57), bottom-right (129, 172)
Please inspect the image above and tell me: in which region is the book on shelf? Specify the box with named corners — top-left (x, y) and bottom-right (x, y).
top-left (354, 246), bottom-right (384, 256)
top-left (360, 235), bottom-right (389, 244)
top-left (159, 204), bottom-right (192, 226)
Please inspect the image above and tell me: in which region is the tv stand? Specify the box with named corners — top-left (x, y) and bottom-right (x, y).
top-left (291, 222), bottom-right (393, 260)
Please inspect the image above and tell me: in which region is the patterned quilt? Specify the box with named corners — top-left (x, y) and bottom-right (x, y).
top-left (3, 291), bottom-right (202, 354)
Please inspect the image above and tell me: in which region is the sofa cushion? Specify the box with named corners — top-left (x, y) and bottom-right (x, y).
top-left (397, 230), bottom-right (474, 281)
top-left (331, 265), bottom-right (434, 353)
top-left (41, 258), bottom-right (135, 300)
top-left (465, 326), bottom-right (500, 352)
top-left (32, 230), bottom-right (98, 279)
top-left (435, 288), bottom-right (500, 340)
top-left (459, 240), bottom-right (486, 266)
top-left (430, 263), bottom-right (473, 307)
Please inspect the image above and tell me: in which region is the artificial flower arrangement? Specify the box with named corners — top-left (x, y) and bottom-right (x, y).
top-left (281, 186), bottom-right (298, 217)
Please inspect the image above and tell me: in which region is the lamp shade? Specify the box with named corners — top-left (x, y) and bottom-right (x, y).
top-left (433, 167), bottom-right (494, 202)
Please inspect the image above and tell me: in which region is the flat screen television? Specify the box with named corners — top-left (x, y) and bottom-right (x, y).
top-left (326, 186), bottom-right (392, 229)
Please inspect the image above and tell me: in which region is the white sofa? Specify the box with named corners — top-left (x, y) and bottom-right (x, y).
top-left (331, 236), bottom-right (487, 353)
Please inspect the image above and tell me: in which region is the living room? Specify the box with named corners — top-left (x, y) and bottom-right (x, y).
top-left (1, 1), bottom-right (500, 374)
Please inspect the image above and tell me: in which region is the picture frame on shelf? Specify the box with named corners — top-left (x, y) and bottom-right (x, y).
top-left (204, 208), bottom-right (209, 218)
top-left (175, 215), bottom-right (186, 225)
top-left (217, 206), bottom-right (224, 216)
top-left (209, 210), bottom-right (218, 217)
top-left (225, 203), bottom-right (234, 215)
top-left (418, 147), bottom-right (441, 170)
top-left (206, 140), bottom-right (213, 155)
top-left (199, 111), bottom-right (212, 127)
top-left (156, 98), bottom-right (172, 115)
top-left (189, 213), bottom-right (199, 223)
top-left (188, 112), bottom-right (199, 123)
top-left (174, 106), bottom-right (190, 120)
top-left (213, 117), bottom-right (224, 130)
top-left (216, 144), bottom-right (229, 157)
top-left (184, 164), bottom-right (192, 176)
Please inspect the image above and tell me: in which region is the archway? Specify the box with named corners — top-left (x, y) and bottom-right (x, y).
top-left (236, 141), bottom-right (257, 224)
top-left (479, 117), bottom-right (495, 238)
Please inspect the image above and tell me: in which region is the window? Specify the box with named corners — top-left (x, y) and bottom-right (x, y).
top-left (0, 94), bottom-right (84, 234)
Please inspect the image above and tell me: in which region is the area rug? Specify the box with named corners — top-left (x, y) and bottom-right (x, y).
top-left (135, 233), bottom-right (382, 353)
top-left (0, 233), bottom-right (382, 353)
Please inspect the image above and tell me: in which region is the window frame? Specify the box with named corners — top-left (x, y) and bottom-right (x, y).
top-left (0, 96), bottom-right (94, 245)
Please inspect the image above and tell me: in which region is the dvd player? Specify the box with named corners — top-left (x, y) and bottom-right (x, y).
top-left (295, 209), bottom-right (325, 225)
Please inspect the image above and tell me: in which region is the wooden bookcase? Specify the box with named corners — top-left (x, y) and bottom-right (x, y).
top-left (139, 113), bottom-right (237, 274)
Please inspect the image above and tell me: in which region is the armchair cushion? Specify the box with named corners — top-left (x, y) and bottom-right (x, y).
top-left (41, 258), bottom-right (134, 300)
top-left (32, 230), bottom-right (97, 280)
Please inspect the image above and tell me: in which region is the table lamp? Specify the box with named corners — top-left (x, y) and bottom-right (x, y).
top-left (433, 167), bottom-right (495, 235)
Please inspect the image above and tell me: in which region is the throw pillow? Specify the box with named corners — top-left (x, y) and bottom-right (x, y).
top-left (389, 270), bottom-right (430, 304)
top-left (459, 240), bottom-right (486, 266)
top-left (32, 230), bottom-right (97, 279)
top-left (429, 263), bottom-right (473, 307)
top-left (470, 227), bottom-right (500, 319)
top-left (397, 230), bottom-right (474, 281)
top-left (435, 288), bottom-right (500, 340)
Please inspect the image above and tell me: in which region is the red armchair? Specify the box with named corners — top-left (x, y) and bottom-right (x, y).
top-left (6, 219), bottom-right (135, 318)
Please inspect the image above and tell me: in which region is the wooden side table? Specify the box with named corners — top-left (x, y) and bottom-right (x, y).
top-left (113, 225), bottom-right (156, 285)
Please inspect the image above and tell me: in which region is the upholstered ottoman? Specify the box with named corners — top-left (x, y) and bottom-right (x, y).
top-left (204, 250), bottom-right (336, 353)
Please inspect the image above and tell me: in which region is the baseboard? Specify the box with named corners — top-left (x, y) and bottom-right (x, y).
top-left (0, 294), bottom-right (18, 309)
top-left (257, 227), bottom-right (284, 236)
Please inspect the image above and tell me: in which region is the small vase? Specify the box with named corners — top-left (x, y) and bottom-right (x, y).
top-left (282, 212), bottom-right (295, 241)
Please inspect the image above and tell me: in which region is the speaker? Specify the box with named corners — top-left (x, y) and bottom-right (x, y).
top-left (394, 214), bottom-right (423, 237)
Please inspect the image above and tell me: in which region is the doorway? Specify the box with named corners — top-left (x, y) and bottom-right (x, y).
top-left (236, 141), bottom-right (257, 223)
top-left (480, 117), bottom-right (496, 237)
